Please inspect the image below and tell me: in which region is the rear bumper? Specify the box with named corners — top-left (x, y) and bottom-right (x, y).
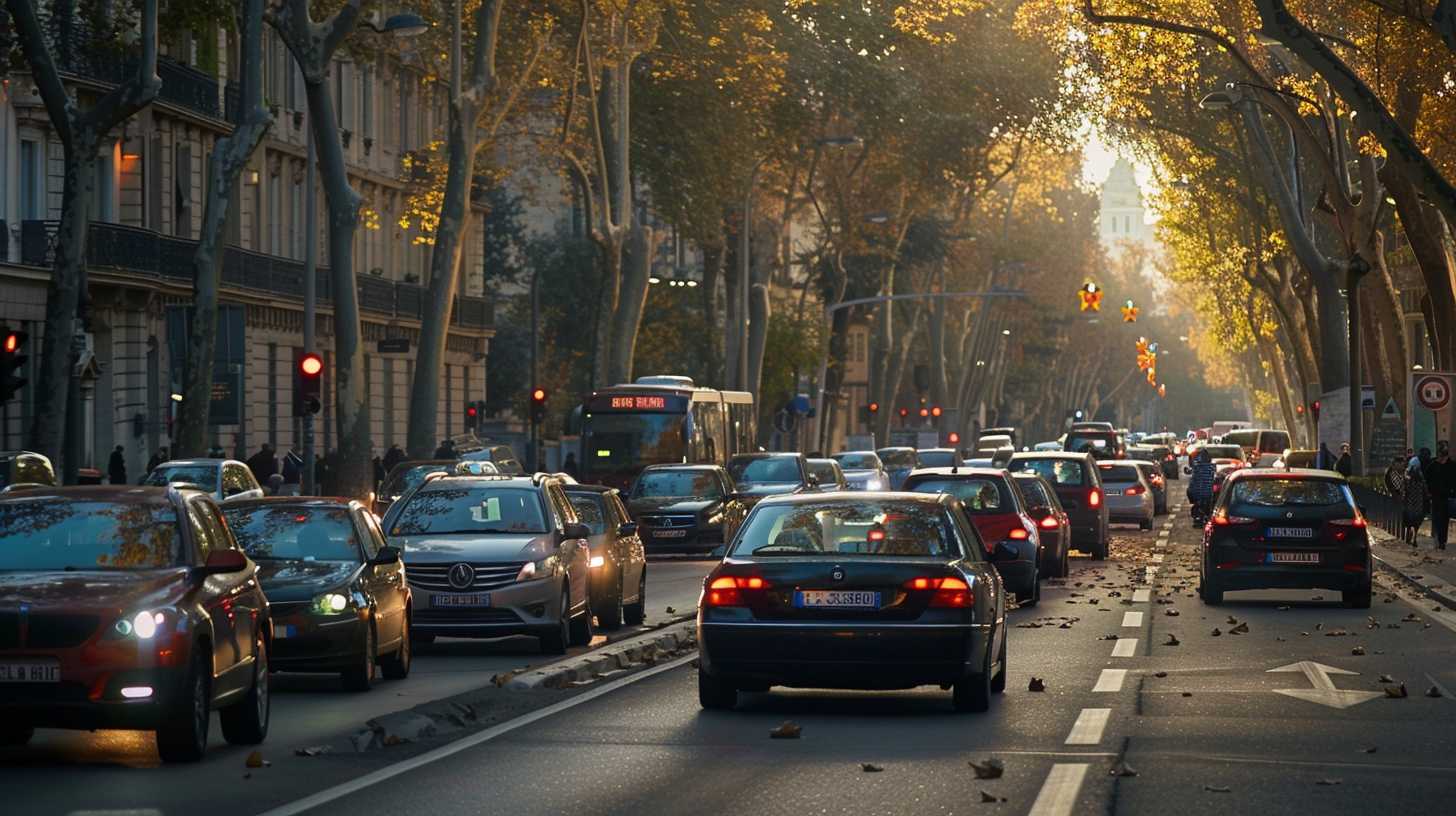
top-left (641, 526), bottom-right (722, 554)
top-left (1065, 509), bottom-right (1106, 544)
top-left (1205, 564), bottom-right (1369, 592)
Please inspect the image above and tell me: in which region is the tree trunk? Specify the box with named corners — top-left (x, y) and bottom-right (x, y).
top-left (723, 213), bottom-right (742, 390)
top-left (930, 263), bottom-right (948, 408)
top-left (747, 282), bottom-right (769, 398)
top-left (699, 239), bottom-right (724, 383)
top-left (610, 222), bottom-right (655, 385)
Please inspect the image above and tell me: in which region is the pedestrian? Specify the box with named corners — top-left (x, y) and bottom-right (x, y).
top-left (1316, 441), bottom-right (1335, 471)
top-left (1334, 442), bottom-right (1353, 477)
top-left (1402, 456), bottom-right (1426, 546)
top-left (246, 443), bottom-right (278, 483)
top-left (207, 444), bottom-right (226, 458)
top-left (145, 446), bottom-right (169, 475)
top-left (1187, 446), bottom-right (1215, 516)
top-left (562, 452), bottom-right (580, 480)
top-left (1384, 454), bottom-right (1406, 495)
top-left (434, 439), bottom-right (456, 459)
top-left (373, 455), bottom-right (386, 489)
top-left (280, 444), bottom-right (303, 493)
top-left (382, 443), bottom-right (406, 473)
top-left (266, 473), bottom-right (285, 496)
top-left (107, 445), bottom-right (127, 485)
top-left (1425, 442), bottom-right (1456, 549)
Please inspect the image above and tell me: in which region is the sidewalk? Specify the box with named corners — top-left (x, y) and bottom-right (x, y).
top-left (1369, 525), bottom-right (1456, 610)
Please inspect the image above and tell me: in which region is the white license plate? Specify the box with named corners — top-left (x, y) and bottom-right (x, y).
top-left (652, 529), bottom-right (687, 538)
top-left (794, 590), bottom-right (881, 609)
top-left (1266, 527), bottom-right (1314, 539)
top-left (0, 661), bottom-right (60, 683)
top-left (431, 593), bottom-right (491, 607)
top-left (1269, 551), bottom-right (1320, 564)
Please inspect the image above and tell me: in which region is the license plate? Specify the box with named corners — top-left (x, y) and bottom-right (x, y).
top-left (652, 529), bottom-right (687, 538)
top-left (794, 590), bottom-right (881, 609)
top-left (0, 661), bottom-right (60, 683)
top-left (1266, 527), bottom-right (1314, 539)
top-left (1269, 551), bottom-right (1320, 564)
top-left (431, 593), bottom-right (491, 607)
top-left (275, 624), bottom-right (298, 639)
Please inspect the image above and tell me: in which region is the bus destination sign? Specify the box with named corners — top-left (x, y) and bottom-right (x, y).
top-left (589, 393), bottom-right (686, 412)
top-left (613, 395), bottom-right (666, 409)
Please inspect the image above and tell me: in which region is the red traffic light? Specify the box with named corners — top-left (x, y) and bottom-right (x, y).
top-left (918, 407), bottom-right (930, 418)
top-left (947, 431), bottom-right (961, 444)
top-left (299, 352), bottom-right (323, 377)
top-left (868, 402), bottom-right (879, 414)
top-left (531, 387), bottom-right (547, 402)
top-left (898, 407), bottom-right (909, 418)
top-left (466, 404), bottom-right (479, 418)
top-left (1295, 404), bottom-right (1304, 414)
top-left (3, 334), bottom-right (17, 354)
top-left (930, 405), bottom-right (942, 418)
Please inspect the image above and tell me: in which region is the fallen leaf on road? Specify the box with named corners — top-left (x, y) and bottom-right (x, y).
top-left (1028, 677), bottom-right (1047, 692)
top-left (1110, 761), bottom-right (1139, 777)
top-left (861, 763), bottom-right (884, 773)
top-left (1315, 623), bottom-right (1324, 630)
top-left (1165, 634), bottom-right (1181, 646)
top-left (1182, 691), bottom-right (1193, 697)
top-left (1385, 683), bottom-right (1409, 699)
top-left (1312, 595), bottom-right (1325, 601)
top-left (1154, 671), bottom-right (1168, 678)
top-left (1229, 622), bottom-right (1249, 635)
top-left (1277, 605), bottom-right (1291, 611)
top-left (1427, 686), bottom-right (1445, 698)
top-left (970, 758), bottom-right (1006, 779)
top-left (1204, 785), bottom-right (1231, 793)
top-left (294, 746), bottom-right (331, 757)
top-left (1165, 609), bottom-right (1180, 617)
top-left (1402, 613), bottom-right (1422, 622)
top-left (1226, 616), bottom-right (1237, 624)
top-left (1098, 634), bottom-right (1120, 640)
top-left (770, 721), bottom-right (802, 739)
top-left (1351, 646), bottom-right (1366, 656)
top-left (665, 607), bottom-right (677, 614)
top-left (245, 751), bottom-right (266, 769)
top-left (1316, 779), bottom-right (1342, 786)
top-left (1362, 746), bottom-right (1377, 753)
top-left (1210, 628), bottom-right (1222, 637)
top-left (978, 790), bottom-right (1004, 803)
top-left (1379, 674), bottom-right (1395, 683)
top-left (1059, 622), bottom-right (1074, 629)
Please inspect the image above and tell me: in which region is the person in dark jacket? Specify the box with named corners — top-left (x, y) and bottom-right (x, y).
top-left (246, 443), bottom-right (278, 483)
top-left (107, 445), bottom-right (127, 485)
top-left (1334, 442), bottom-right (1353, 477)
top-left (1187, 447), bottom-right (1216, 512)
top-left (382, 444), bottom-right (406, 474)
top-left (1424, 441), bottom-right (1456, 549)
top-left (434, 439), bottom-right (456, 459)
top-left (562, 452), bottom-right (580, 480)
top-left (144, 447), bottom-right (168, 477)
top-left (1316, 442), bottom-right (1334, 471)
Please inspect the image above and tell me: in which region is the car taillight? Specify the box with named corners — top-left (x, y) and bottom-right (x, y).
top-left (1088, 488), bottom-right (1102, 507)
top-left (1008, 527), bottom-right (1030, 540)
top-left (1039, 515), bottom-right (1059, 529)
top-left (904, 576), bottom-right (971, 608)
top-left (704, 575), bottom-right (770, 607)
top-left (1210, 511), bottom-right (1256, 526)
top-left (1330, 516), bottom-right (1367, 528)
top-left (1124, 485), bottom-right (1145, 496)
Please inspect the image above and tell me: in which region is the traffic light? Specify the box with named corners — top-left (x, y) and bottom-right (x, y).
top-left (1310, 400), bottom-right (1321, 423)
top-left (868, 401), bottom-right (880, 416)
top-left (530, 387), bottom-right (548, 424)
top-left (1295, 403), bottom-right (1305, 415)
top-left (293, 350), bottom-right (323, 416)
top-left (918, 407), bottom-right (930, 419)
top-left (465, 401), bottom-right (480, 431)
top-left (947, 431), bottom-right (961, 445)
top-left (0, 327), bottom-right (28, 403)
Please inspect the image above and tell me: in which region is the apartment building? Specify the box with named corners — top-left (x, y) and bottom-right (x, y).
top-left (0, 20), bottom-right (496, 478)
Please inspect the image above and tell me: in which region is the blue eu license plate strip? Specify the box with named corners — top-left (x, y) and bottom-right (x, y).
top-left (793, 590), bottom-right (881, 609)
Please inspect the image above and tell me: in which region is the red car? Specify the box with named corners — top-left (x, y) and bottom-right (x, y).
top-left (0, 486), bottom-right (271, 762)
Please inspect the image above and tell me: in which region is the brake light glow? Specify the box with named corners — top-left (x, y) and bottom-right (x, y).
top-left (1039, 515), bottom-right (1060, 529)
top-left (1008, 527), bottom-right (1029, 540)
top-left (1330, 516), bottom-right (1367, 528)
top-left (904, 576), bottom-right (972, 608)
top-left (868, 529), bottom-right (886, 543)
top-left (1124, 485), bottom-right (1145, 496)
top-left (1088, 488), bottom-right (1102, 508)
top-left (704, 575), bottom-right (770, 607)
top-left (1210, 511), bottom-right (1256, 526)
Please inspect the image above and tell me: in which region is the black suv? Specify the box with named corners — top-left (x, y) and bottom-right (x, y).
top-left (626, 464), bottom-right (746, 554)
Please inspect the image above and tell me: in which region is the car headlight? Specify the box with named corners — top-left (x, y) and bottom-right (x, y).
top-left (864, 477), bottom-right (886, 491)
top-left (589, 554), bottom-right (606, 569)
top-left (311, 592), bottom-right (351, 616)
top-left (516, 557), bottom-right (550, 582)
top-left (114, 610), bottom-right (167, 639)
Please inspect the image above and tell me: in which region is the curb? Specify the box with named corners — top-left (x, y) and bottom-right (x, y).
top-left (504, 619), bottom-right (698, 690)
top-left (1368, 528), bottom-right (1456, 612)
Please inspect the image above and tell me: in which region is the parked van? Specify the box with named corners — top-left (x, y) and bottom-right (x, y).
top-left (1219, 428), bottom-right (1292, 467)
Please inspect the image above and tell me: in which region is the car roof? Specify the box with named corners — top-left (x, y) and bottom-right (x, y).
top-left (730, 451), bottom-right (798, 459)
top-left (806, 458), bottom-right (840, 465)
top-left (752, 490), bottom-right (949, 508)
top-left (158, 458), bottom-right (233, 467)
top-left (424, 474), bottom-right (543, 488)
top-left (1226, 467), bottom-right (1344, 483)
top-left (224, 496), bottom-right (361, 510)
top-left (917, 448), bottom-right (957, 454)
top-left (906, 466), bottom-right (1007, 480)
top-left (876, 446), bottom-right (916, 453)
top-left (0, 485), bottom-right (188, 505)
top-left (640, 463), bottom-right (720, 472)
top-left (832, 450), bottom-right (876, 456)
top-left (564, 483), bottom-right (617, 495)
top-left (1011, 451), bottom-right (1092, 460)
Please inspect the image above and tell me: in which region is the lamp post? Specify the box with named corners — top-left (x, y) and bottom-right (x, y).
top-left (301, 11), bottom-right (426, 495)
top-left (737, 157), bottom-right (769, 394)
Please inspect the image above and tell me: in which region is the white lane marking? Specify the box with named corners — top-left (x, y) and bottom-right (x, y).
top-left (1151, 553), bottom-right (1165, 563)
top-left (1121, 611), bottom-right (1144, 627)
top-left (1157, 529), bottom-right (1171, 538)
top-left (1065, 708), bottom-right (1111, 745)
top-left (1132, 588), bottom-right (1151, 602)
top-left (1028, 764), bottom-right (1091, 816)
top-left (1111, 638), bottom-right (1138, 657)
top-left (1093, 668), bottom-right (1127, 692)
top-left (256, 653), bottom-right (698, 816)
top-left (1426, 673), bottom-right (1454, 702)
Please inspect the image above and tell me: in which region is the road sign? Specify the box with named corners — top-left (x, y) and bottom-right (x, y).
top-left (1381, 397), bottom-right (1400, 420)
top-left (1360, 385), bottom-right (1376, 411)
top-left (1267, 661), bottom-right (1382, 709)
top-left (1417, 375), bottom-right (1450, 410)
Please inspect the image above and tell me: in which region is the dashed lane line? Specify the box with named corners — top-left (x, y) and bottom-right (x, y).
top-left (1121, 611), bottom-right (1144, 628)
top-left (1132, 588), bottom-right (1150, 603)
top-left (1028, 764), bottom-right (1091, 816)
top-left (1064, 708), bottom-right (1111, 745)
top-left (1111, 638), bottom-right (1138, 658)
top-left (1092, 669), bottom-right (1127, 692)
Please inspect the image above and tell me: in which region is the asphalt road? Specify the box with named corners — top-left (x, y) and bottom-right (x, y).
top-left (11, 509), bottom-right (1456, 815)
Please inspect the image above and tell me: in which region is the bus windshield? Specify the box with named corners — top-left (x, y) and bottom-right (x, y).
top-left (583, 413), bottom-right (685, 485)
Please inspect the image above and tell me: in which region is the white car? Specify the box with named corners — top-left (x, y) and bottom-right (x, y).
top-left (143, 458), bottom-right (265, 503)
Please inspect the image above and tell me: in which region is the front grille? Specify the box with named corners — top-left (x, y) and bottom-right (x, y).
top-left (407, 562), bottom-right (525, 593)
top-left (0, 612), bottom-right (19, 649)
top-left (640, 514), bottom-right (696, 529)
top-left (27, 614), bottom-right (98, 648)
top-left (269, 601), bottom-right (310, 618)
top-left (414, 608), bottom-right (523, 625)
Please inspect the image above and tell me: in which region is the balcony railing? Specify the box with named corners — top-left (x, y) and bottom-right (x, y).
top-left (15, 220), bottom-right (492, 330)
top-left (50, 20), bottom-right (227, 122)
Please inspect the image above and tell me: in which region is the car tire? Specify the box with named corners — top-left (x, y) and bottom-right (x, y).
top-left (990, 632), bottom-right (1007, 694)
top-left (0, 725), bottom-right (34, 746)
top-left (539, 590), bottom-right (571, 655)
top-left (156, 646), bottom-right (211, 763)
top-left (341, 623), bottom-right (376, 692)
top-left (952, 650), bottom-right (992, 713)
top-left (1200, 575), bottom-right (1223, 605)
top-left (597, 573), bottom-right (624, 631)
top-left (1019, 567), bottom-right (1040, 608)
top-left (1139, 516), bottom-right (1153, 530)
top-left (1058, 548), bottom-right (1070, 578)
top-left (623, 569), bottom-right (647, 626)
top-left (568, 591), bottom-right (595, 647)
top-left (1092, 532), bottom-right (1108, 560)
top-left (220, 632), bottom-right (270, 745)
top-left (697, 666), bottom-right (738, 710)
top-left (1343, 584), bottom-right (1372, 609)
top-left (380, 613), bottom-right (412, 680)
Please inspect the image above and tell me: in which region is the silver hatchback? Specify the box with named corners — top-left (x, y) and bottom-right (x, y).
top-left (1097, 461), bottom-right (1155, 530)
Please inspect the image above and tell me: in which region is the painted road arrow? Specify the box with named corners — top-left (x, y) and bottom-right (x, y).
top-left (1267, 661), bottom-right (1384, 710)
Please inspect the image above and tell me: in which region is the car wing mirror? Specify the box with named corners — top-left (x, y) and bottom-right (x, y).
top-left (370, 545), bottom-right (402, 566)
top-left (199, 549), bottom-right (247, 575)
top-left (991, 541), bottom-right (1017, 562)
top-left (618, 521), bottom-right (638, 537)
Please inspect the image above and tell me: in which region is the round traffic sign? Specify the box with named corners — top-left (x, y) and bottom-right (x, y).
top-left (1416, 375), bottom-right (1450, 411)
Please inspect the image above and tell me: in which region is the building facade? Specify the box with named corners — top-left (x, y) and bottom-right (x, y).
top-left (0, 19), bottom-right (495, 478)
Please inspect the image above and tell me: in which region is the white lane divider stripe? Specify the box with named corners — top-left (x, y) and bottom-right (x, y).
top-left (1028, 764), bottom-right (1091, 816)
top-left (1093, 668), bottom-right (1127, 692)
top-left (1132, 588), bottom-right (1150, 603)
top-left (1151, 553), bottom-right (1165, 563)
top-left (1111, 638), bottom-right (1138, 657)
top-left (1121, 611), bottom-right (1143, 627)
top-left (1065, 708), bottom-right (1111, 745)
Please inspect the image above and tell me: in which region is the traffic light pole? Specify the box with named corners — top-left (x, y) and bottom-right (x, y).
top-left (529, 270), bottom-right (539, 471)
top-left (302, 126), bottom-right (317, 495)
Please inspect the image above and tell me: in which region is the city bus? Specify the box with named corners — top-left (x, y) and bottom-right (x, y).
top-left (579, 376), bottom-right (756, 489)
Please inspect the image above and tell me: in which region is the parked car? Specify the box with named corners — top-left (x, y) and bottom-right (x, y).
top-left (458, 443), bottom-right (526, 475)
top-left (564, 485), bottom-right (648, 629)
top-left (1010, 472), bottom-right (1071, 578)
top-left (0, 486), bottom-right (270, 762)
top-left (222, 497), bottom-right (411, 691)
top-left (381, 473), bottom-right (593, 654)
top-left (375, 459), bottom-right (460, 515)
top-left (727, 452), bottom-right (814, 508)
top-left (875, 447), bottom-right (920, 489)
top-left (1128, 460), bottom-right (1168, 515)
top-left (904, 468), bottom-right (1044, 605)
top-left (696, 493), bottom-right (1007, 712)
top-left (0, 451), bottom-right (56, 492)
top-left (805, 458), bottom-right (849, 492)
top-left (143, 458), bottom-right (264, 504)
top-left (626, 464), bottom-right (746, 554)
top-left (830, 451), bottom-right (890, 491)
top-left (1098, 461), bottom-right (1155, 530)
top-left (1199, 469), bottom-right (1371, 607)
top-left (1008, 452), bottom-right (1109, 559)
top-left (981, 427), bottom-right (1018, 447)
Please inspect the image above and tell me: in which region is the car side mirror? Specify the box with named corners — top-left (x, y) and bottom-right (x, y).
top-left (618, 521), bottom-right (638, 537)
top-left (370, 545), bottom-right (402, 566)
top-left (199, 549), bottom-right (247, 575)
top-left (991, 541), bottom-right (1017, 562)
top-left (563, 522), bottom-right (591, 541)
top-left (806, 476), bottom-right (819, 488)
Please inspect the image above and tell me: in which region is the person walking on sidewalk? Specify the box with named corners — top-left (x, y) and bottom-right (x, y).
top-left (1335, 442), bottom-right (1353, 477)
top-left (1401, 457), bottom-right (1426, 546)
top-left (1424, 442), bottom-right (1456, 549)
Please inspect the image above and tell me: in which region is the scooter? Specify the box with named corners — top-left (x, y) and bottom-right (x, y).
top-left (1188, 498), bottom-right (1211, 527)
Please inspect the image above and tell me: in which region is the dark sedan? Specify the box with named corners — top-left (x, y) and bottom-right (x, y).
top-left (1199, 469), bottom-right (1371, 608)
top-left (1011, 472), bottom-right (1071, 578)
top-left (627, 464), bottom-right (746, 554)
top-left (222, 498), bottom-right (412, 691)
top-left (697, 493), bottom-right (1007, 712)
top-left (566, 485), bottom-right (648, 628)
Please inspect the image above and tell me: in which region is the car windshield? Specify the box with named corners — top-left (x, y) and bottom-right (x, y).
top-left (807, 462), bottom-right (839, 484)
top-left (832, 452), bottom-right (881, 470)
top-left (389, 486), bottom-right (548, 535)
top-left (908, 478), bottom-right (1007, 512)
top-left (728, 457), bottom-right (801, 485)
top-left (632, 471), bottom-right (722, 499)
top-left (1230, 479), bottom-right (1349, 508)
top-left (1203, 446), bottom-right (1244, 460)
top-left (1014, 477), bottom-right (1051, 507)
top-left (567, 494), bottom-right (608, 535)
top-left (222, 506), bottom-right (361, 561)
top-left (383, 464), bottom-right (451, 497)
top-left (1015, 458), bottom-right (1086, 486)
top-left (1066, 433), bottom-right (1116, 453)
top-left (917, 450), bottom-right (958, 468)
top-left (0, 499), bottom-right (182, 570)
top-left (877, 449), bottom-right (918, 469)
top-left (1099, 464), bottom-right (1141, 483)
top-left (144, 464), bottom-right (218, 491)
top-left (732, 500), bottom-right (965, 558)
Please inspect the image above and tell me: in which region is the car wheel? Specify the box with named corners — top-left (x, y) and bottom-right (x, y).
top-left (1200, 574), bottom-right (1223, 605)
top-left (597, 573), bottom-right (624, 631)
top-left (0, 725), bottom-right (34, 746)
top-left (220, 631), bottom-right (270, 745)
top-left (1019, 567), bottom-right (1040, 608)
top-left (697, 666), bottom-right (738, 710)
top-left (341, 623), bottom-right (376, 692)
top-left (952, 648), bottom-right (992, 713)
top-left (990, 631), bottom-right (1007, 694)
top-left (623, 569), bottom-right (647, 626)
top-left (1093, 531), bottom-right (1108, 560)
top-left (1140, 517), bottom-right (1152, 530)
top-left (1059, 547), bottom-right (1070, 578)
top-left (539, 590), bottom-right (570, 655)
top-left (1343, 583), bottom-right (1372, 609)
top-left (380, 612), bottom-right (412, 680)
top-left (569, 590), bottom-right (595, 647)
top-left (156, 646), bottom-right (211, 763)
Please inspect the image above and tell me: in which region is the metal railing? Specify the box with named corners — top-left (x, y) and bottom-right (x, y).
top-left (15, 220), bottom-right (492, 329)
top-left (1349, 483), bottom-right (1401, 538)
top-left (50, 20), bottom-right (227, 121)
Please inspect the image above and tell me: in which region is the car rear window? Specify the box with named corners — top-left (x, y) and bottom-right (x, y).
top-left (1066, 433), bottom-right (1117, 453)
top-left (1259, 431), bottom-right (1291, 453)
top-left (1203, 445), bottom-right (1244, 460)
top-left (807, 461), bottom-right (840, 484)
top-left (1230, 479), bottom-right (1349, 508)
top-left (732, 500), bottom-right (965, 558)
top-left (877, 449), bottom-right (918, 469)
top-left (907, 477), bottom-right (1010, 512)
top-left (390, 486), bottom-right (548, 535)
top-left (0, 499), bottom-right (183, 570)
top-left (833, 452), bottom-right (881, 470)
top-left (1098, 464), bottom-right (1141, 483)
top-left (144, 464), bottom-right (219, 491)
top-left (917, 450), bottom-right (958, 468)
top-left (1014, 458), bottom-right (1086, 486)
top-left (1013, 477), bottom-right (1051, 507)
top-left (222, 506), bottom-right (361, 561)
